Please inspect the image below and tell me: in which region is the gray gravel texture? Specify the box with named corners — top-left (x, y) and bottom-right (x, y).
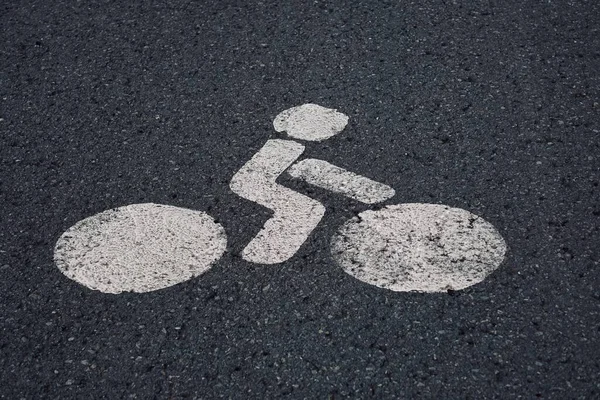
top-left (1, 0), bottom-right (599, 398)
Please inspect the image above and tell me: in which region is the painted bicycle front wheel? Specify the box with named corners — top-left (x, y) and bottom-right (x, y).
top-left (331, 203), bottom-right (507, 292)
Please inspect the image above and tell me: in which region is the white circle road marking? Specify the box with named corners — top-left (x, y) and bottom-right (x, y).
top-left (273, 103), bottom-right (349, 142)
top-left (54, 203), bottom-right (227, 294)
top-left (331, 204), bottom-right (507, 292)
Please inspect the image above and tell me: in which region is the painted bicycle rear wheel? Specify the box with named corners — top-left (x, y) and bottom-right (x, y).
top-left (54, 203), bottom-right (227, 294)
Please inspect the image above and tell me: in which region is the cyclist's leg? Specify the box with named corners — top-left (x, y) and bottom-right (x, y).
top-left (230, 139), bottom-right (325, 264)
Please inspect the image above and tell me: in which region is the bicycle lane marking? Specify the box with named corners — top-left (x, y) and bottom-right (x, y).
top-left (52, 103), bottom-right (507, 294)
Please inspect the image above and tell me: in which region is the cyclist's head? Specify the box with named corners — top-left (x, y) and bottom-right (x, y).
top-left (273, 103), bottom-right (348, 142)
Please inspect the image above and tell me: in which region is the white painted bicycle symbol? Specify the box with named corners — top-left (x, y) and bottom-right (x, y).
top-left (54, 104), bottom-right (507, 294)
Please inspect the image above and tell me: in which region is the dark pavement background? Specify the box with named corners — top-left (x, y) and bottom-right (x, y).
top-left (2, 0), bottom-right (599, 398)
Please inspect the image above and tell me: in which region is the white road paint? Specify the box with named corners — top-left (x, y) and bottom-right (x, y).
top-left (331, 204), bottom-right (507, 292)
top-left (53, 103), bottom-right (509, 295)
top-left (288, 158), bottom-right (396, 204)
top-left (273, 103), bottom-right (349, 141)
top-left (230, 139), bottom-right (326, 264)
top-left (54, 203), bottom-right (226, 294)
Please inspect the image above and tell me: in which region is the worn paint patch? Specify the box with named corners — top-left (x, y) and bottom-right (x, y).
top-left (331, 203), bottom-right (507, 292)
top-left (273, 103), bottom-right (349, 142)
top-left (54, 203), bottom-right (227, 294)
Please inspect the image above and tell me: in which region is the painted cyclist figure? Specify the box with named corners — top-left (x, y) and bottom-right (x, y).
top-left (230, 103), bottom-right (395, 265)
top-left (54, 104), bottom-right (507, 294)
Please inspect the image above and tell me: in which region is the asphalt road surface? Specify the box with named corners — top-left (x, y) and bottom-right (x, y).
top-left (2, 0), bottom-right (599, 398)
